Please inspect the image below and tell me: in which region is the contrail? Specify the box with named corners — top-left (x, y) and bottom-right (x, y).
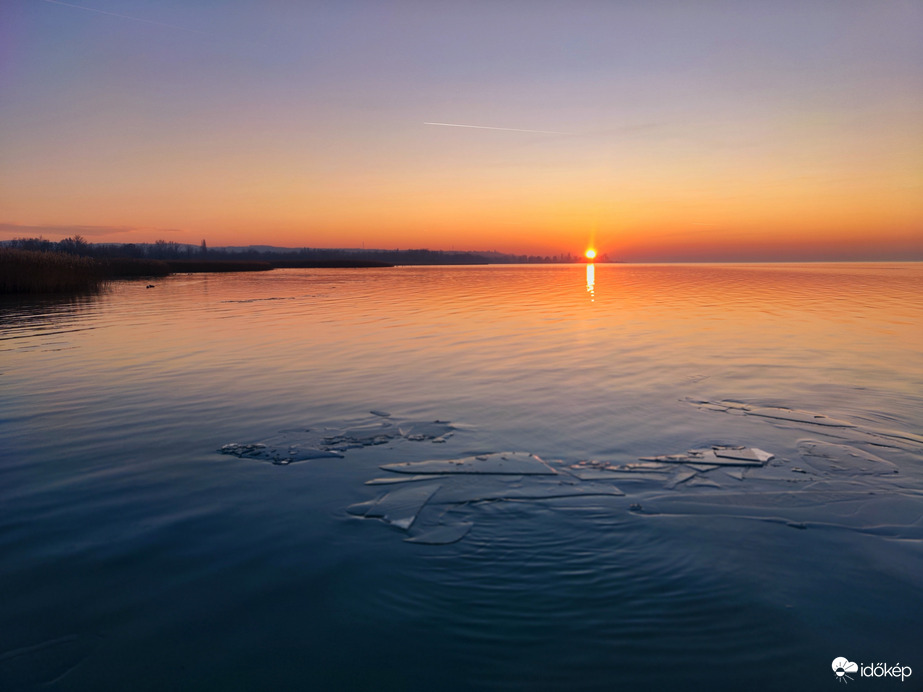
top-left (424, 122), bottom-right (572, 135)
top-left (39, 0), bottom-right (208, 35)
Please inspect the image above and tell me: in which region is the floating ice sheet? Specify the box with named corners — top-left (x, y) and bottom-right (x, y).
top-left (218, 414), bottom-right (460, 464)
top-left (382, 452), bottom-right (558, 476)
top-left (349, 483), bottom-right (441, 530)
top-left (424, 477), bottom-right (625, 504)
top-left (714, 447), bottom-right (773, 463)
top-left (566, 459), bottom-right (670, 481)
top-left (348, 455), bottom-right (629, 543)
top-left (218, 442), bottom-right (342, 465)
top-left (365, 474), bottom-right (450, 486)
top-left (665, 469), bottom-right (697, 489)
top-left (223, 402), bottom-right (921, 546)
top-left (639, 446), bottom-right (773, 467)
top-left (397, 420), bottom-right (455, 442)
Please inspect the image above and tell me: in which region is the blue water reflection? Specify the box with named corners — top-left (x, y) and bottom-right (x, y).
top-left (1, 263), bottom-right (921, 691)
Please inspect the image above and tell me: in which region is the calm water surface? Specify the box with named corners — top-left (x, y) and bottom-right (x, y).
top-left (1, 263), bottom-right (921, 691)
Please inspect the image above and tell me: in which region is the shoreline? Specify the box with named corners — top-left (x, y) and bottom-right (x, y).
top-left (0, 249), bottom-right (396, 295)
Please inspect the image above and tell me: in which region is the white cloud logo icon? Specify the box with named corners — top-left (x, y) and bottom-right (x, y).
top-left (832, 657), bottom-right (859, 683)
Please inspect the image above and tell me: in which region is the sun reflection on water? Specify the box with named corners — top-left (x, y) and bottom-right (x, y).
top-left (586, 263), bottom-right (595, 302)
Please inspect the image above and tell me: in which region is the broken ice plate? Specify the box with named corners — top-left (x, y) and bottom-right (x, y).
top-left (349, 483), bottom-right (441, 530)
top-left (639, 446), bottom-right (772, 467)
top-left (381, 452), bottom-right (558, 475)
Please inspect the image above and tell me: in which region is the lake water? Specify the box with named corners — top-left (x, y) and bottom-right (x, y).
top-left (1, 263), bottom-right (921, 691)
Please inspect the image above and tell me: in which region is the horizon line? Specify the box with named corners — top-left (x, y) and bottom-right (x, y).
top-left (2, 239), bottom-right (920, 263)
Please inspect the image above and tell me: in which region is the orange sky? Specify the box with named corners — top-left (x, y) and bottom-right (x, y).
top-left (1, 1), bottom-right (921, 260)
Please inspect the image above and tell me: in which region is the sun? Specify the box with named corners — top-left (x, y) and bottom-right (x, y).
top-left (585, 248), bottom-right (597, 260)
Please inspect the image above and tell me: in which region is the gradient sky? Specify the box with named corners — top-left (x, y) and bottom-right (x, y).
top-left (1, 0), bottom-right (921, 260)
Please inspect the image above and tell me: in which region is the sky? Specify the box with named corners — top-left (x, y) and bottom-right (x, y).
top-left (1, 0), bottom-right (921, 260)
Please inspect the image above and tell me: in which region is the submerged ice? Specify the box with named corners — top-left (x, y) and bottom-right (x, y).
top-left (686, 398), bottom-right (923, 450)
top-left (220, 401), bottom-right (922, 544)
top-left (796, 440), bottom-right (899, 476)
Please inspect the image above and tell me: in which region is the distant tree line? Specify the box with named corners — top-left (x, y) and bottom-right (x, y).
top-left (7, 236), bottom-right (205, 260)
top-left (4, 237), bottom-right (605, 265)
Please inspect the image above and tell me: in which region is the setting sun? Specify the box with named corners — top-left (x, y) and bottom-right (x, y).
top-left (585, 249), bottom-right (597, 260)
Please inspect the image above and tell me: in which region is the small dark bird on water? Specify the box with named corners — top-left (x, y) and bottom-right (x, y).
top-left (146, 284), bottom-right (155, 288)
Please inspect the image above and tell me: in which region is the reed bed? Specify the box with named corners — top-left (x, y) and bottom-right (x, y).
top-left (0, 249), bottom-right (174, 294)
top-left (1, 249), bottom-right (381, 295)
top-left (0, 248), bottom-right (104, 293)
